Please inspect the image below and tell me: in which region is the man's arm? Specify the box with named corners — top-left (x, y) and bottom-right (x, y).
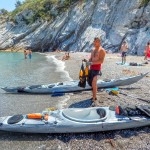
top-left (126, 44), bottom-right (129, 50)
top-left (99, 49), bottom-right (106, 64)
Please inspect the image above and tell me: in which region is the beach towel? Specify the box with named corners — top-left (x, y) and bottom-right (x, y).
top-left (116, 62), bottom-right (129, 66)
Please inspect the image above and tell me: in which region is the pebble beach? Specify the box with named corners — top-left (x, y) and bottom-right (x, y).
top-left (0, 52), bottom-right (150, 150)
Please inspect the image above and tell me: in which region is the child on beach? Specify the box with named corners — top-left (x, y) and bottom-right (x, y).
top-left (120, 41), bottom-right (128, 64)
top-left (62, 52), bottom-right (70, 61)
top-left (66, 52), bottom-right (70, 60)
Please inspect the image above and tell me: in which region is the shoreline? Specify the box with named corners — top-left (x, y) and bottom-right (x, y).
top-left (44, 52), bottom-right (73, 81)
top-left (0, 48), bottom-right (146, 56)
top-left (44, 52), bottom-right (73, 109)
top-left (0, 49), bottom-right (24, 52)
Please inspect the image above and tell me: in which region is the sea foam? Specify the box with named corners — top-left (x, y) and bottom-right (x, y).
top-left (46, 55), bottom-right (72, 81)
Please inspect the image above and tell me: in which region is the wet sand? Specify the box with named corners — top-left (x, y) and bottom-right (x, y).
top-left (0, 52), bottom-right (150, 150)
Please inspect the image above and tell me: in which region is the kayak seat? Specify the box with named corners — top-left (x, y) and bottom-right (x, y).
top-left (62, 108), bottom-right (107, 123)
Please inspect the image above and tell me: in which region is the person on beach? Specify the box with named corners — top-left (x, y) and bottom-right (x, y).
top-left (84, 37), bottom-right (106, 105)
top-left (62, 53), bottom-right (67, 61)
top-left (28, 50), bottom-right (32, 59)
top-left (144, 42), bottom-right (150, 60)
top-left (66, 52), bottom-right (70, 60)
top-left (24, 50), bottom-right (27, 59)
top-left (120, 41), bottom-right (128, 64)
top-left (62, 52), bottom-right (70, 61)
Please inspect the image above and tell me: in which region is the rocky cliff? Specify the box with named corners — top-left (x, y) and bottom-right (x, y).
top-left (0, 0), bottom-right (150, 55)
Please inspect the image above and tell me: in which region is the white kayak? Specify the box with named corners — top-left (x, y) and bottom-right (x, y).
top-left (1, 73), bottom-right (148, 94)
top-left (0, 106), bottom-right (150, 133)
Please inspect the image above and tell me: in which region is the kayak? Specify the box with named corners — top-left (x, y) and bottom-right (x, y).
top-left (1, 73), bottom-right (147, 94)
top-left (0, 106), bottom-right (150, 133)
top-left (1, 73), bottom-right (148, 94)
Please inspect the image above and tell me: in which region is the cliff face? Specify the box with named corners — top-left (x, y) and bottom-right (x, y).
top-left (0, 0), bottom-right (150, 55)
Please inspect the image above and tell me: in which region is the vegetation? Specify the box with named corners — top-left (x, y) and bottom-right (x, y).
top-left (140, 0), bottom-right (150, 7)
top-left (0, 9), bottom-right (8, 15)
top-left (9, 0), bottom-right (83, 24)
top-left (15, 0), bottom-right (22, 8)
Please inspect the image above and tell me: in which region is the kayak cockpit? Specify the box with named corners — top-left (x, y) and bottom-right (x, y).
top-left (62, 108), bottom-right (107, 123)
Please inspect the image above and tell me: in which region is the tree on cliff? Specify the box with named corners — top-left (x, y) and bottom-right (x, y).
top-left (15, 0), bottom-right (22, 8)
top-left (0, 9), bottom-right (8, 15)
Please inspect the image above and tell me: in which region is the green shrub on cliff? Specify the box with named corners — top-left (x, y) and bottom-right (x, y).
top-left (0, 9), bottom-right (8, 15)
top-left (141, 0), bottom-right (150, 7)
top-left (9, 0), bottom-right (82, 24)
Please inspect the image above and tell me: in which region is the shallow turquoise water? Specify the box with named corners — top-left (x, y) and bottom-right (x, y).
top-left (0, 52), bottom-right (65, 87)
top-left (0, 52), bottom-right (71, 116)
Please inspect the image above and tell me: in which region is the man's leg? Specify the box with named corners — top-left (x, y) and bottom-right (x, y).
top-left (122, 53), bottom-right (124, 64)
top-left (144, 52), bottom-right (147, 60)
top-left (92, 76), bottom-right (97, 101)
top-left (122, 56), bottom-right (124, 64)
top-left (124, 56), bottom-right (126, 64)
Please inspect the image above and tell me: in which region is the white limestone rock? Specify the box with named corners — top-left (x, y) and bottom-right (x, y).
top-left (0, 0), bottom-right (150, 55)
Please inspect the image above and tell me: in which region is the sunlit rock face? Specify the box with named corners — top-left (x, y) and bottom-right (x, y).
top-left (0, 0), bottom-right (150, 55)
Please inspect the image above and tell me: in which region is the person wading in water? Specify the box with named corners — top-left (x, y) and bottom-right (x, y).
top-left (24, 50), bottom-right (27, 59)
top-left (28, 50), bottom-right (32, 59)
top-left (84, 37), bottom-right (106, 106)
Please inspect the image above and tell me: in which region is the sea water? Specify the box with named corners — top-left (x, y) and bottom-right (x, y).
top-left (0, 52), bottom-right (71, 116)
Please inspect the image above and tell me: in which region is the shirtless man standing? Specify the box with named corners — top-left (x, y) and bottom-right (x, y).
top-left (86, 38), bottom-right (106, 105)
top-left (120, 41), bottom-right (128, 64)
